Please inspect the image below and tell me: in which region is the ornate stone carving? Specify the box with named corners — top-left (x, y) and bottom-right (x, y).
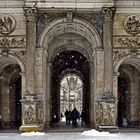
top-left (0, 15), bottom-right (16, 35)
top-left (24, 105), bottom-right (36, 124)
top-left (102, 7), bottom-right (116, 21)
top-left (131, 50), bottom-right (138, 58)
top-left (0, 37), bottom-right (26, 48)
top-left (91, 12), bottom-right (104, 37)
top-left (75, 13), bottom-right (92, 22)
top-left (37, 13), bottom-right (65, 40)
top-left (21, 94), bottom-right (39, 125)
top-left (24, 7), bottom-right (37, 21)
top-left (113, 37), bottom-right (140, 48)
top-left (96, 102), bottom-right (116, 125)
top-left (67, 11), bottom-right (73, 22)
top-left (113, 51), bottom-right (128, 62)
top-left (1, 49), bottom-right (9, 57)
top-left (102, 90), bottom-right (116, 101)
top-left (124, 16), bottom-right (140, 36)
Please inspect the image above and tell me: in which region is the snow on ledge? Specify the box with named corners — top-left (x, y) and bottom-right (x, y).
top-left (81, 129), bottom-right (118, 137)
top-left (21, 131), bottom-right (46, 136)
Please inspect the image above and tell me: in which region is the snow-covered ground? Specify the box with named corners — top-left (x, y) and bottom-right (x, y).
top-left (0, 130), bottom-right (140, 140)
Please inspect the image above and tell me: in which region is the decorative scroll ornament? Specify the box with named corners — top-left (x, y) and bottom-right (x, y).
top-left (124, 16), bottom-right (140, 36)
top-left (0, 15), bottom-right (16, 35)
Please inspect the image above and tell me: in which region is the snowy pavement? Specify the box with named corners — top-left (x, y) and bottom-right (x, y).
top-left (0, 130), bottom-right (140, 140)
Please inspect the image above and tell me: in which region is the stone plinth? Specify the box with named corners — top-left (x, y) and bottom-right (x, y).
top-left (20, 94), bottom-right (41, 132)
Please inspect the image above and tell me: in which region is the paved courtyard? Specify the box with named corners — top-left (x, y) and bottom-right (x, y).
top-left (1, 131), bottom-right (140, 140)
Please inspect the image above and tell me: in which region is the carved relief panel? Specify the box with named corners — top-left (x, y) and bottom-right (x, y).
top-left (0, 15), bottom-right (16, 35)
top-left (24, 104), bottom-right (37, 124)
top-left (113, 15), bottom-right (140, 49)
top-left (124, 15), bottom-right (140, 36)
top-left (96, 102), bottom-right (116, 125)
top-left (0, 37), bottom-right (26, 48)
top-left (113, 37), bottom-right (140, 48)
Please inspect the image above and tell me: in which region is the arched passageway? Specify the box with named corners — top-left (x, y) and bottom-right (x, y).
top-left (0, 58), bottom-right (22, 129)
top-left (51, 50), bottom-right (90, 126)
top-left (118, 63), bottom-right (140, 128)
top-left (60, 74), bottom-right (83, 115)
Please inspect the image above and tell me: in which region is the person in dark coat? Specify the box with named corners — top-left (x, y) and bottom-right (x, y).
top-left (71, 108), bottom-right (79, 128)
top-left (64, 109), bottom-right (69, 125)
top-left (68, 110), bottom-right (72, 125)
top-left (81, 109), bottom-right (87, 126)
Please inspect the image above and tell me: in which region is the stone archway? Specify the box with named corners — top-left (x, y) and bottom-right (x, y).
top-left (51, 50), bottom-right (90, 126)
top-left (38, 17), bottom-right (102, 128)
top-left (60, 73), bottom-right (83, 116)
top-left (0, 56), bottom-right (25, 129)
top-left (114, 57), bottom-right (140, 128)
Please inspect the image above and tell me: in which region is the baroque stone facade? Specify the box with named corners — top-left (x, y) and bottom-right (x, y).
top-left (0, 0), bottom-right (140, 132)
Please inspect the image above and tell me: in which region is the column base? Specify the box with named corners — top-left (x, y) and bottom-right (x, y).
top-left (98, 125), bottom-right (119, 132)
top-left (19, 125), bottom-right (42, 132)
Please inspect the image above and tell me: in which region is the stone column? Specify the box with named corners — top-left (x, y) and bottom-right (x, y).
top-left (19, 7), bottom-right (41, 132)
top-left (90, 59), bottom-right (94, 127)
top-left (96, 8), bottom-right (118, 131)
top-left (24, 7), bottom-right (37, 94)
top-left (102, 7), bottom-right (115, 94)
top-left (113, 73), bottom-right (118, 126)
top-left (44, 62), bottom-right (52, 128)
top-left (93, 48), bottom-right (104, 128)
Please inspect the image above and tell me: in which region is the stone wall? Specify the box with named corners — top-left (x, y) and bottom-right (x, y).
top-left (0, 0), bottom-right (140, 131)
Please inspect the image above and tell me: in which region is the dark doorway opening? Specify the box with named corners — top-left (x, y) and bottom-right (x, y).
top-left (0, 64), bottom-right (21, 129)
top-left (51, 50), bottom-right (90, 127)
top-left (118, 71), bottom-right (130, 127)
top-left (10, 75), bottom-right (21, 128)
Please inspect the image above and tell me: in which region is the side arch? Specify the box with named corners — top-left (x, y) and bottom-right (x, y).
top-left (0, 54), bottom-right (26, 73)
top-left (0, 54), bottom-right (26, 129)
top-left (114, 54), bottom-right (140, 128)
top-left (114, 54), bottom-right (140, 74)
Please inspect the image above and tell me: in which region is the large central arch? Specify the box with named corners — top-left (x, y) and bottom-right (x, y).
top-left (38, 17), bottom-right (102, 128)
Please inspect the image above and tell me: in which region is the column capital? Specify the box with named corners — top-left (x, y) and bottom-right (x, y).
top-left (102, 7), bottom-right (116, 21)
top-left (24, 7), bottom-right (38, 22)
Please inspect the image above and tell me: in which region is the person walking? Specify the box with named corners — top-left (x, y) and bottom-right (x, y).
top-left (81, 109), bottom-right (87, 126)
top-left (71, 108), bottom-right (79, 128)
top-left (64, 109), bottom-right (69, 125)
top-left (68, 110), bottom-right (72, 125)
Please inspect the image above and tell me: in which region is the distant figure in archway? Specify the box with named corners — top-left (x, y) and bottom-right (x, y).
top-left (71, 108), bottom-right (79, 128)
top-left (68, 110), bottom-right (72, 125)
top-left (64, 109), bottom-right (69, 125)
top-left (81, 109), bottom-right (87, 126)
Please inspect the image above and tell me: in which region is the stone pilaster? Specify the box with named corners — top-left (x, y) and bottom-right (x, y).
top-left (20, 7), bottom-right (40, 132)
top-left (44, 62), bottom-right (52, 128)
top-left (92, 48), bottom-right (104, 127)
top-left (24, 7), bottom-right (37, 94)
top-left (102, 7), bottom-right (115, 94)
top-left (95, 8), bottom-right (118, 130)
